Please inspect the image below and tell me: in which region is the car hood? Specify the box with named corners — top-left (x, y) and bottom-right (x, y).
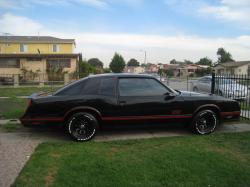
top-left (179, 91), bottom-right (211, 97)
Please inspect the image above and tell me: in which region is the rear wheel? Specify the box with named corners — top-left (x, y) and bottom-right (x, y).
top-left (191, 110), bottom-right (218, 135)
top-left (66, 112), bottom-right (98, 141)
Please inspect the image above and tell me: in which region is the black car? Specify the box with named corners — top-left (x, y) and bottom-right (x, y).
top-left (20, 74), bottom-right (240, 141)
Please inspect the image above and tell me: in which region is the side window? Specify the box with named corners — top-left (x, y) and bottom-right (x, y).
top-left (99, 78), bottom-right (116, 96)
top-left (119, 78), bottom-right (168, 96)
top-left (82, 78), bottom-right (100, 95)
top-left (56, 81), bottom-right (84, 96)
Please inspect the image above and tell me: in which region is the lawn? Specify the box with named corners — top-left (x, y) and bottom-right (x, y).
top-left (0, 98), bottom-right (27, 119)
top-left (0, 87), bottom-right (61, 119)
top-left (0, 87), bottom-right (60, 98)
top-left (14, 132), bottom-right (250, 187)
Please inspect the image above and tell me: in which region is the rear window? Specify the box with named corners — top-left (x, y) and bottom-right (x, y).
top-left (56, 81), bottom-right (85, 96)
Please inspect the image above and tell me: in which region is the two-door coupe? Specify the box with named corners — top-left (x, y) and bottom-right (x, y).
top-left (20, 74), bottom-right (241, 141)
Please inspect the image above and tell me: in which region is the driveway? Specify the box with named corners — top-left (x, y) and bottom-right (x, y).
top-left (1, 123), bottom-right (250, 187)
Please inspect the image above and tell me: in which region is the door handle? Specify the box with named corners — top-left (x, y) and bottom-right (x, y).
top-left (119, 101), bottom-right (126, 106)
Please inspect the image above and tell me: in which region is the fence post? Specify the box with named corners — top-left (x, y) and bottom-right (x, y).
top-left (211, 70), bottom-right (215, 94)
top-left (64, 73), bottom-right (69, 85)
top-left (14, 74), bottom-right (19, 87)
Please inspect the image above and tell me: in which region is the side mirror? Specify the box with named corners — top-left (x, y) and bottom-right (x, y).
top-left (164, 92), bottom-right (176, 100)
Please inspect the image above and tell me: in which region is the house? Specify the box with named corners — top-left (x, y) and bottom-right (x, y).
top-left (162, 64), bottom-right (179, 76)
top-left (214, 61), bottom-right (250, 75)
top-left (145, 64), bottom-right (159, 73)
top-left (0, 36), bottom-right (80, 80)
top-left (124, 66), bottom-right (145, 74)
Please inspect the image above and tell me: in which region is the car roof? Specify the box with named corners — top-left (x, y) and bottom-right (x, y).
top-left (88, 73), bottom-right (156, 79)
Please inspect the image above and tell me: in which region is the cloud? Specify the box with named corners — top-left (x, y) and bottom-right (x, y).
top-left (0, 13), bottom-right (42, 35)
top-left (164, 0), bottom-right (250, 29)
top-left (0, 0), bottom-right (108, 9)
top-left (199, 0), bottom-right (250, 27)
top-left (1, 13), bottom-right (250, 66)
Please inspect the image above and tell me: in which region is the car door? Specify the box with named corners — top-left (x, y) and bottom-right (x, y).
top-left (116, 77), bottom-right (184, 120)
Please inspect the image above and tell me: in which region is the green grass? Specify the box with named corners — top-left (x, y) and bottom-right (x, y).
top-left (0, 98), bottom-right (27, 119)
top-left (0, 123), bottom-right (22, 132)
top-left (0, 87), bottom-right (60, 98)
top-left (13, 132), bottom-right (250, 187)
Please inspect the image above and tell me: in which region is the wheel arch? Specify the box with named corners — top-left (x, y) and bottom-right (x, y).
top-left (63, 106), bottom-right (102, 125)
top-left (193, 104), bottom-right (221, 121)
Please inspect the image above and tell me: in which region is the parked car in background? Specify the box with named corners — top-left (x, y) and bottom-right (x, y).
top-left (21, 74), bottom-right (240, 142)
top-left (192, 76), bottom-right (248, 101)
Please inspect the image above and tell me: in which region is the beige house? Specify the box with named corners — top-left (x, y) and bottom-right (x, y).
top-left (214, 61), bottom-right (250, 75)
top-left (0, 36), bottom-right (80, 81)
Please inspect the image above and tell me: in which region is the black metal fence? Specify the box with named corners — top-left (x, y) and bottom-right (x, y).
top-left (211, 73), bottom-right (250, 119)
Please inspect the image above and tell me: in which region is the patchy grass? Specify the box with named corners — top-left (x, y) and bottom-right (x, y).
top-left (0, 87), bottom-right (60, 98)
top-left (0, 98), bottom-right (27, 119)
top-left (13, 132), bottom-right (250, 187)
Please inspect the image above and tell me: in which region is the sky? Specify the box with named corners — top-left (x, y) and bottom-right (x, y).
top-left (0, 0), bottom-right (250, 66)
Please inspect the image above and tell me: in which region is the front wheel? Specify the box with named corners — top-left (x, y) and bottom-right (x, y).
top-left (191, 110), bottom-right (218, 135)
top-left (66, 112), bottom-right (98, 141)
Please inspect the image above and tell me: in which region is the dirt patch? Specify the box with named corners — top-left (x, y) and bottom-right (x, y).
top-left (45, 167), bottom-right (58, 187)
top-left (49, 152), bottom-right (62, 158)
top-left (206, 145), bottom-right (248, 162)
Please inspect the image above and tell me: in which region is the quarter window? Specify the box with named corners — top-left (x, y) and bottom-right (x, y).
top-left (99, 78), bottom-right (116, 96)
top-left (119, 78), bottom-right (168, 96)
top-left (82, 78), bottom-right (100, 95)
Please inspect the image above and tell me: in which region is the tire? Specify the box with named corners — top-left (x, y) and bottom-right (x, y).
top-left (193, 87), bottom-right (198, 92)
top-left (191, 110), bottom-right (218, 135)
top-left (66, 112), bottom-right (98, 141)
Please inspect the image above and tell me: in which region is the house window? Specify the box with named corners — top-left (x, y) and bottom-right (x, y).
top-left (52, 44), bottom-right (60, 52)
top-left (0, 58), bottom-right (20, 68)
top-left (20, 44), bottom-right (28, 52)
top-left (47, 58), bottom-right (71, 69)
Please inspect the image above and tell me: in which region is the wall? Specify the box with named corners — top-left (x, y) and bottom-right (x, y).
top-left (0, 43), bottom-right (74, 54)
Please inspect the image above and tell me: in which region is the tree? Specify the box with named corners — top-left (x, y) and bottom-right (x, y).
top-left (170, 59), bottom-right (177, 64)
top-left (127, 58), bottom-right (140, 66)
top-left (217, 48), bottom-right (234, 63)
top-left (196, 57), bottom-right (213, 66)
top-left (79, 59), bottom-right (102, 77)
top-left (109, 53), bottom-right (126, 73)
top-left (87, 58), bottom-right (103, 68)
top-left (184, 60), bottom-right (193, 64)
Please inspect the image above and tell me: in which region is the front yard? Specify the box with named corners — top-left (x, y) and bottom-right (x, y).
top-left (14, 132), bottom-right (250, 187)
top-left (0, 87), bottom-right (60, 119)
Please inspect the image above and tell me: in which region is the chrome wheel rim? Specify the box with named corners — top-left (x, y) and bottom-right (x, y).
top-left (69, 115), bottom-right (96, 141)
top-left (195, 111), bottom-right (217, 134)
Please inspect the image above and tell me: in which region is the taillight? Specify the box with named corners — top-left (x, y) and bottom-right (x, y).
top-left (27, 99), bottom-right (32, 107)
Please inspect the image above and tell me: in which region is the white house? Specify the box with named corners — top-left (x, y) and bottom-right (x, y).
top-left (214, 61), bottom-right (250, 75)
